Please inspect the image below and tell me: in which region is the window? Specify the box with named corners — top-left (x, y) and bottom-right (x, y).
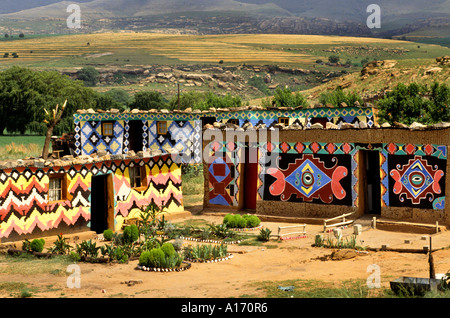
top-left (48, 174), bottom-right (66, 202)
top-left (157, 121), bottom-right (167, 135)
top-left (228, 119), bottom-right (239, 126)
top-left (129, 165), bottom-right (147, 189)
top-left (278, 117), bottom-right (289, 126)
top-left (102, 122), bottom-right (114, 136)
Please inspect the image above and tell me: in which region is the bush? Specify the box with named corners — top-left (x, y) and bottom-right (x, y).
top-left (103, 229), bottom-right (114, 241)
top-left (161, 242), bottom-right (176, 257)
top-left (30, 238), bottom-right (45, 253)
top-left (222, 214), bottom-right (261, 228)
top-left (139, 251), bottom-right (152, 266)
top-left (148, 248), bottom-right (165, 267)
top-left (123, 224), bottom-right (139, 243)
top-left (244, 215), bottom-right (261, 228)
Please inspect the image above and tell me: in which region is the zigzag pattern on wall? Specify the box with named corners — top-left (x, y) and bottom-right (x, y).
top-left (0, 155), bottom-right (183, 238)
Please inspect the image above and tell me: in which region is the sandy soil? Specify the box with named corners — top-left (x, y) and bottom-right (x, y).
top-left (0, 212), bottom-right (449, 300)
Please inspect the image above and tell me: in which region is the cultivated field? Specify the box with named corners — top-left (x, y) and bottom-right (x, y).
top-left (0, 32), bottom-right (448, 70)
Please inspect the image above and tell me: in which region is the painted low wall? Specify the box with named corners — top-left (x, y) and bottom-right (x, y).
top-left (203, 126), bottom-right (450, 226)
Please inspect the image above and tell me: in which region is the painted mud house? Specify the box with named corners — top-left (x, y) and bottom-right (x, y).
top-left (0, 150), bottom-right (183, 242)
top-left (0, 104), bottom-right (390, 242)
top-left (72, 105), bottom-right (375, 159)
top-left (203, 118), bottom-right (450, 227)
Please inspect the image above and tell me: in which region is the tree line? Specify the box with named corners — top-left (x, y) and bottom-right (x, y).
top-left (0, 66), bottom-right (447, 136)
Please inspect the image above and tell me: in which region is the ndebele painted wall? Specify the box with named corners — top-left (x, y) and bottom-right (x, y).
top-left (0, 152), bottom-right (183, 242)
top-left (202, 122), bottom-right (450, 226)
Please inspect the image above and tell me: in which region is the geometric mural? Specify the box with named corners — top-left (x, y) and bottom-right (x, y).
top-left (388, 155), bottom-right (445, 209)
top-left (263, 153), bottom-right (353, 206)
top-left (207, 142), bottom-right (240, 207)
top-left (0, 154), bottom-right (183, 239)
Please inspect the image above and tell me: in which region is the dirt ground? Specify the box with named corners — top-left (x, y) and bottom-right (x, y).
top-left (0, 211), bottom-right (449, 299)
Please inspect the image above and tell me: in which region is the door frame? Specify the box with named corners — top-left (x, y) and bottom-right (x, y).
top-left (90, 173), bottom-right (115, 233)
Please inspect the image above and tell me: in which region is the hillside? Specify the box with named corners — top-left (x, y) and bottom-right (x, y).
top-left (298, 56), bottom-right (450, 106)
top-left (0, 32), bottom-right (447, 104)
top-left (0, 0), bottom-right (448, 44)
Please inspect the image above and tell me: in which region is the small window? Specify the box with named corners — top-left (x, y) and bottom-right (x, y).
top-left (278, 117), bottom-right (289, 126)
top-left (129, 165), bottom-right (147, 189)
top-left (48, 174), bottom-right (66, 202)
top-left (102, 122), bottom-right (114, 136)
top-left (157, 121), bottom-right (168, 135)
top-left (228, 119), bottom-right (239, 126)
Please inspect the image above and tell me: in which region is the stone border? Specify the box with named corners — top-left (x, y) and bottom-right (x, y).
top-left (136, 261), bottom-right (192, 272)
top-left (184, 253), bottom-right (234, 263)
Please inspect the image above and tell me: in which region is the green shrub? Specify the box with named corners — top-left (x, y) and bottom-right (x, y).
top-left (257, 228), bottom-right (272, 242)
top-left (139, 251), bottom-right (152, 266)
top-left (30, 238), bottom-right (45, 253)
top-left (223, 214), bottom-right (261, 228)
top-left (161, 242), bottom-right (176, 257)
top-left (243, 215), bottom-right (261, 228)
top-left (123, 224), bottom-right (139, 243)
top-left (103, 229), bottom-right (114, 241)
top-left (148, 248), bottom-right (165, 267)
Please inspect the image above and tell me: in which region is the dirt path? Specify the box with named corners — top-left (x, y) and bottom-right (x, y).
top-left (0, 214), bottom-right (449, 299)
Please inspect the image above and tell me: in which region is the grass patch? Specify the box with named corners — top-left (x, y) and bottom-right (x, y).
top-left (0, 253), bottom-right (73, 276)
top-left (0, 135), bottom-right (45, 160)
top-left (251, 279), bottom-right (393, 298)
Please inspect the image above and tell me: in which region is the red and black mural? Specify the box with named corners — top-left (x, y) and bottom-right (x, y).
top-left (388, 155), bottom-right (445, 209)
top-left (263, 153), bottom-right (353, 206)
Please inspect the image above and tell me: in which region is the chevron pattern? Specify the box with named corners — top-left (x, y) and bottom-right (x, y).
top-left (0, 155), bottom-right (183, 239)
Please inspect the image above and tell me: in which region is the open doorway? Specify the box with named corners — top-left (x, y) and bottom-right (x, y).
top-left (241, 145), bottom-right (258, 211)
top-left (128, 121), bottom-right (144, 152)
top-left (361, 150), bottom-right (381, 214)
top-left (91, 174), bottom-right (115, 233)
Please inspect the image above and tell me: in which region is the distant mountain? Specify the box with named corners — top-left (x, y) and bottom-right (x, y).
top-left (1, 0), bottom-right (449, 40)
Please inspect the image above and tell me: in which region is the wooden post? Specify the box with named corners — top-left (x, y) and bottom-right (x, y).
top-left (429, 236), bottom-right (435, 279)
top-left (372, 217), bottom-right (376, 229)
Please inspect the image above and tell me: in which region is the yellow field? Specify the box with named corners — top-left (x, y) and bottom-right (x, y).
top-left (0, 32), bottom-right (422, 68)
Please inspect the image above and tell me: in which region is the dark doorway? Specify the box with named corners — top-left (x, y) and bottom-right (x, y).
top-left (91, 174), bottom-right (114, 234)
top-left (128, 121), bottom-right (144, 152)
top-left (242, 145), bottom-right (258, 210)
top-left (201, 116), bottom-right (216, 127)
top-left (364, 150), bottom-right (381, 214)
top-left (310, 117), bottom-right (328, 127)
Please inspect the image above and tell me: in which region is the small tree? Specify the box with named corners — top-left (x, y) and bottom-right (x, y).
top-left (77, 66), bottom-right (100, 87)
top-left (328, 55), bottom-right (340, 64)
top-left (42, 100), bottom-right (67, 159)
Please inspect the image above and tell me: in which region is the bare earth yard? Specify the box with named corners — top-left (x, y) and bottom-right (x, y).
top-left (0, 212), bottom-right (449, 301)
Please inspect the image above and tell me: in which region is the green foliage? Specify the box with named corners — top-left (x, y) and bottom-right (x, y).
top-left (248, 76), bottom-right (270, 95)
top-left (75, 239), bottom-right (100, 259)
top-left (328, 55), bottom-right (340, 63)
top-left (129, 91), bottom-right (168, 110)
top-left (222, 214), bottom-right (261, 228)
top-left (48, 233), bottom-right (71, 255)
top-left (319, 88), bottom-right (363, 107)
top-left (257, 228), bottom-right (272, 242)
top-left (0, 66), bottom-right (96, 135)
top-left (183, 243), bottom-right (228, 261)
top-left (30, 238), bottom-right (45, 253)
top-left (103, 229), bottom-right (114, 241)
top-left (139, 246), bottom-right (183, 268)
top-left (123, 224), bottom-right (139, 243)
top-left (22, 238), bottom-right (45, 253)
top-left (263, 87), bottom-right (308, 108)
top-left (160, 242), bottom-right (176, 258)
top-left (377, 82), bottom-right (449, 125)
top-left (77, 66), bottom-right (100, 87)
